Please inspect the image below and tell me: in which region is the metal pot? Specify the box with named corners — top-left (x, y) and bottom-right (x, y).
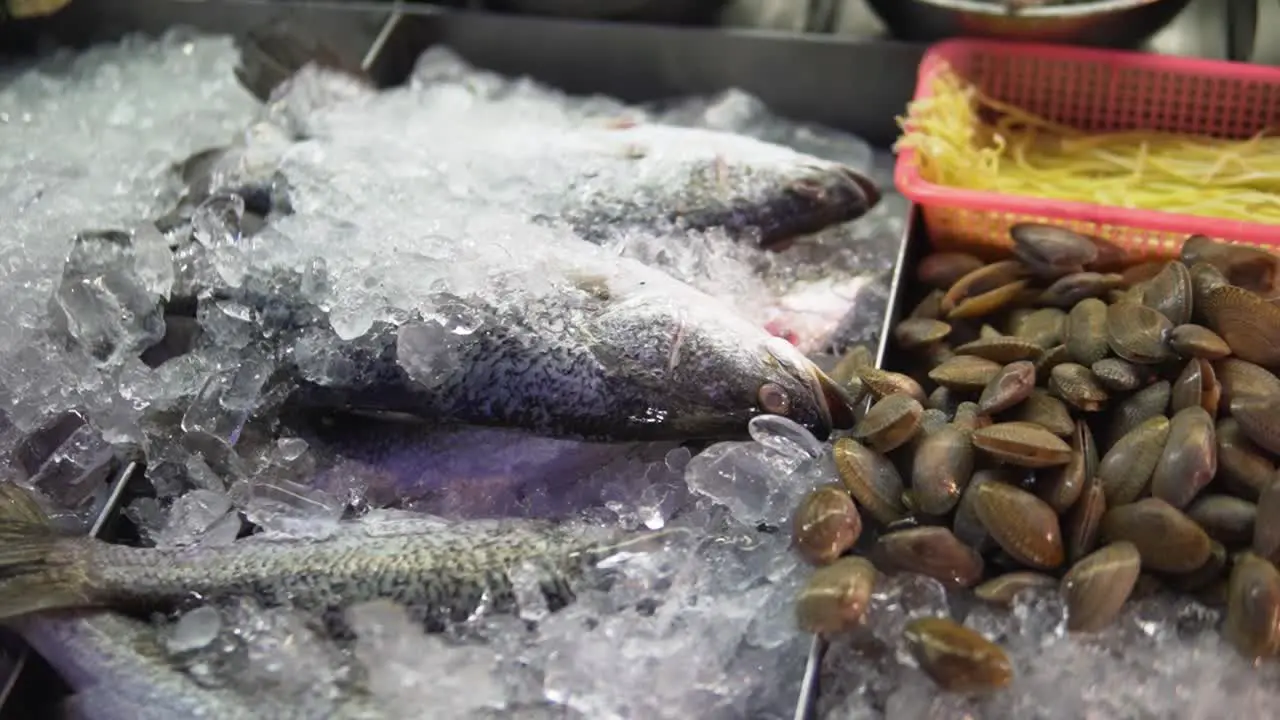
top-left (485, 0), bottom-right (726, 24)
top-left (862, 0), bottom-right (1194, 49)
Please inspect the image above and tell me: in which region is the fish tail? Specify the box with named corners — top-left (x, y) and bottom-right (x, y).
top-left (0, 483), bottom-right (97, 619)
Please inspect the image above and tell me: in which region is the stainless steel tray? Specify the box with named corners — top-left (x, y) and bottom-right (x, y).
top-left (793, 205), bottom-right (922, 720)
top-left (22, 0), bottom-right (926, 147)
top-left (0, 3), bottom-right (929, 715)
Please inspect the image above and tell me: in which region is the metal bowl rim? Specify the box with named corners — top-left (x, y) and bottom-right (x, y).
top-left (911, 0), bottom-right (1181, 18)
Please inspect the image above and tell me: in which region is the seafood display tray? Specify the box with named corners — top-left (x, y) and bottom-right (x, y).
top-left (1, 3), bottom-right (927, 717)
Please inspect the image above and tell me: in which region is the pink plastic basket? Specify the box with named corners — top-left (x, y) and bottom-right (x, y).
top-left (895, 39), bottom-right (1280, 263)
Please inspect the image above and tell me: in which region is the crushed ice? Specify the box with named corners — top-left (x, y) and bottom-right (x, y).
top-left (2, 28), bottom-right (1256, 720)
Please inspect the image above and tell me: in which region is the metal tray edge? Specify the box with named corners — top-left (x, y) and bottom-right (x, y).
top-left (791, 205), bottom-right (925, 720)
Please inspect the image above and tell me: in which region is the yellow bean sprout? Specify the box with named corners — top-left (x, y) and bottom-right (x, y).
top-left (894, 66), bottom-right (1280, 222)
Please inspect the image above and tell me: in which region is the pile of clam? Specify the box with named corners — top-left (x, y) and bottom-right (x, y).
top-left (792, 227), bottom-right (1280, 693)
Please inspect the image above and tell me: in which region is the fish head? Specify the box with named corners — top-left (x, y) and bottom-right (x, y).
top-left (750, 334), bottom-right (858, 440)
top-left (583, 269), bottom-right (856, 442)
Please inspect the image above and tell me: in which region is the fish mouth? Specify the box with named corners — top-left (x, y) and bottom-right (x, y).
top-left (765, 336), bottom-right (857, 440)
top-left (844, 167), bottom-right (883, 212)
top-left (758, 167), bottom-right (885, 251)
top-left (798, 359), bottom-right (858, 440)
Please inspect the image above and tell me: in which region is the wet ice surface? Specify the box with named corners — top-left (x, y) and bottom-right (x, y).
top-left (819, 578), bottom-right (1280, 720)
top-left (1, 28), bottom-right (1271, 720)
top-left (0, 31), bottom-right (907, 720)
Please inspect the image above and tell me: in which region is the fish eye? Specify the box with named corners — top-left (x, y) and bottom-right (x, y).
top-left (757, 382), bottom-right (791, 415)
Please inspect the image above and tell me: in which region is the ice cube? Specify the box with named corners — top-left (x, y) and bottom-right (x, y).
top-left (867, 573), bottom-right (953, 666)
top-left (265, 62), bottom-right (375, 138)
top-left (153, 488), bottom-right (241, 548)
top-left (196, 297), bottom-right (258, 349)
top-left (170, 598), bottom-right (349, 713)
top-left (291, 326), bottom-right (360, 385)
top-left (166, 605), bottom-right (223, 654)
top-left (348, 600), bottom-right (507, 715)
top-left (747, 413), bottom-right (823, 460)
top-left (683, 438), bottom-right (833, 529)
top-left (185, 452), bottom-right (229, 492)
top-left (229, 474), bottom-right (344, 538)
top-left (123, 496), bottom-right (167, 545)
top-left (510, 560), bottom-right (552, 624)
top-left (9, 409), bottom-right (89, 478)
top-left (129, 223), bottom-right (177, 299)
top-left (50, 229), bottom-right (168, 365)
top-left (191, 193), bottom-right (249, 286)
top-left (28, 422), bottom-right (118, 510)
top-left (395, 318), bottom-right (468, 390)
top-left (328, 301), bottom-right (377, 342)
top-left (409, 46), bottom-right (488, 91)
top-left (180, 354), bottom-right (272, 464)
top-left (884, 674), bottom-right (978, 720)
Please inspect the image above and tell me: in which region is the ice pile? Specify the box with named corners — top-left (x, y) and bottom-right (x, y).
top-left (818, 576), bottom-right (1280, 719)
top-left (0, 30), bottom-right (260, 528)
top-left (145, 417), bottom-right (831, 719)
top-left (0, 29), bottom-right (906, 719)
top-left (158, 494), bottom-right (813, 719)
top-left (1, 26), bottom-right (1272, 720)
top-left (0, 30), bottom-right (904, 539)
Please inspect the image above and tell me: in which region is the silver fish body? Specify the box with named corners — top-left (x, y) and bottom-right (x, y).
top-left (151, 189), bottom-right (853, 443)
top-left (298, 102), bottom-right (880, 250)
top-left (0, 483), bottom-right (662, 629)
top-left (218, 31), bottom-right (880, 250)
top-left (17, 611), bottom-right (380, 720)
top-left (143, 44), bottom-right (861, 444)
top-left (269, 277), bottom-right (851, 442)
top-left (210, 183), bottom-right (853, 442)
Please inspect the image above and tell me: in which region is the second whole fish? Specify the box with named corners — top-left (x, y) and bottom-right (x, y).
top-left (176, 28), bottom-right (879, 252)
top-left (0, 482), bottom-right (673, 629)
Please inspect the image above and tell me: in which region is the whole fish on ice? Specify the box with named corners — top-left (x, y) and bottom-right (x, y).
top-left (141, 120), bottom-right (860, 443)
top-left (172, 29), bottom-right (879, 251)
top-left (0, 483), bottom-right (668, 629)
top-left (296, 91), bottom-right (881, 250)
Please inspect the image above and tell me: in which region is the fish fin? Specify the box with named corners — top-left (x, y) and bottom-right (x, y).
top-left (0, 483), bottom-right (96, 620)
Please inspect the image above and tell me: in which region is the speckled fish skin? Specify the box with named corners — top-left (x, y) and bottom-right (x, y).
top-left (0, 483), bottom-right (659, 630)
top-left (88, 521), bottom-right (611, 627)
top-left (533, 122), bottom-right (882, 249)
top-left (240, 256), bottom-right (849, 443)
top-left (295, 117), bottom-right (883, 251)
top-left (209, 33), bottom-right (881, 250)
top-left (160, 48), bottom-right (856, 443)
top-left (17, 611), bottom-right (381, 720)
